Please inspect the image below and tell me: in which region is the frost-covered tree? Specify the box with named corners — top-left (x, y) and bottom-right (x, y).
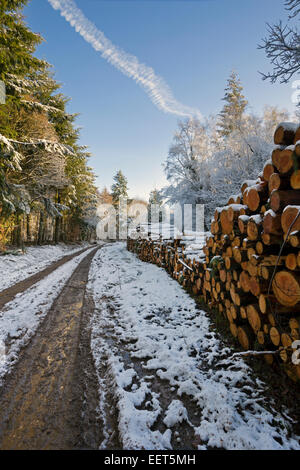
top-left (261, 105), bottom-right (290, 140)
top-left (259, 0), bottom-right (300, 83)
top-left (148, 188), bottom-right (163, 207)
top-left (161, 106), bottom-right (289, 228)
top-left (161, 118), bottom-right (213, 207)
top-left (211, 115), bottom-right (273, 198)
top-left (217, 71), bottom-right (248, 137)
top-left (160, 118), bottom-right (216, 229)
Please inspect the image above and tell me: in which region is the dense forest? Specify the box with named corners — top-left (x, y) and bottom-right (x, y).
top-left (0, 0), bottom-right (99, 251)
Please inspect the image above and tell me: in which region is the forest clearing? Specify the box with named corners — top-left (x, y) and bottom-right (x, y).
top-left (1, 0), bottom-right (300, 454)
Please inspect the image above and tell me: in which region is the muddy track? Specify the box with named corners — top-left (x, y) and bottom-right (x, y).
top-left (0, 247), bottom-right (102, 450)
top-left (0, 246), bottom-right (92, 310)
top-left (93, 294), bottom-right (200, 450)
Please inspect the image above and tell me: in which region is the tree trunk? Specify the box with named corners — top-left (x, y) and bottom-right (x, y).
top-left (38, 211), bottom-right (45, 245)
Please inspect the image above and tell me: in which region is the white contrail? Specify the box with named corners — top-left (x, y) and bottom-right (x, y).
top-left (48, 0), bottom-right (202, 119)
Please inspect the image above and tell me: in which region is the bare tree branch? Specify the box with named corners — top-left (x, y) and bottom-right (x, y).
top-left (285, 0), bottom-right (300, 19)
top-left (259, 1), bottom-right (300, 83)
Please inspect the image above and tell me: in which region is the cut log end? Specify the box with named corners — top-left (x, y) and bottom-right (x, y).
top-left (272, 271), bottom-right (300, 307)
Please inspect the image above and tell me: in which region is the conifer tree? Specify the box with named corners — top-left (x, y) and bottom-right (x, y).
top-left (148, 188), bottom-right (163, 223)
top-left (99, 187), bottom-right (113, 205)
top-left (217, 71), bottom-right (248, 137)
top-left (111, 170), bottom-right (128, 207)
top-left (148, 189), bottom-right (162, 207)
top-left (111, 170), bottom-right (128, 239)
top-left (0, 0), bottom-right (46, 81)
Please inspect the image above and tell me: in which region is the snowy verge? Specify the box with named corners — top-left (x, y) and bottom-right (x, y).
top-left (0, 243), bottom-right (91, 293)
top-left (0, 247), bottom-right (96, 384)
top-left (88, 243), bottom-right (300, 450)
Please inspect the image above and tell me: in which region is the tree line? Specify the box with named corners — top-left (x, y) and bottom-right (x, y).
top-left (2, 0), bottom-right (297, 248)
top-left (0, 0), bottom-right (99, 251)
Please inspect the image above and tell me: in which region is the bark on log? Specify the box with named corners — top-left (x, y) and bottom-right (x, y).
top-left (270, 190), bottom-right (300, 213)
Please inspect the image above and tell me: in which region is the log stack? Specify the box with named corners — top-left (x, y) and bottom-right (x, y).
top-left (128, 122), bottom-right (300, 381)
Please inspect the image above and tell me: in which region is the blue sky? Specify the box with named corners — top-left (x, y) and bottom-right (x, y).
top-left (24, 0), bottom-right (295, 199)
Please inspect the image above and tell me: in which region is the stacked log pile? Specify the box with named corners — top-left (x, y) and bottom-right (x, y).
top-left (127, 122), bottom-right (300, 381)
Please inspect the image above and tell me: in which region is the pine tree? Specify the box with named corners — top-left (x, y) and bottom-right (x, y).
top-left (0, 1), bottom-right (48, 138)
top-left (148, 188), bottom-right (163, 223)
top-left (217, 71), bottom-right (248, 137)
top-left (0, 1), bottom-right (46, 81)
top-left (111, 170), bottom-right (128, 207)
top-left (148, 189), bottom-right (163, 207)
top-left (99, 187), bottom-right (113, 205)
top-left (111, 170), bottom-right (128, 240)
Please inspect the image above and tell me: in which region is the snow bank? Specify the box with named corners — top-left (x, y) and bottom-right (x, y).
top-left (0, 243), bottom-right (90, 292)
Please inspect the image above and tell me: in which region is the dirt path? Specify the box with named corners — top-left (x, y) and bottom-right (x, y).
top-left (0, 246), bottom-right (92, 310)
top-left (0, 246), bottom-right (103, 450)
top-left (91, 294), bottom-right (200, 450)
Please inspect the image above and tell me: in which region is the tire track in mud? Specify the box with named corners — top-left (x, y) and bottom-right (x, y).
top-left (91, 294), bottom-right (201, 450)
top-left (0, 246), bottom-right (93, 310)
top-left (0, 247), bottom-right (103, 450)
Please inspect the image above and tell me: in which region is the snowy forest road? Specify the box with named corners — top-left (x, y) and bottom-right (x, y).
top-left (0, 246), bottom-right (92, 310)
top-left (0, 246), bottom-right (102, 450)
top-left (0, 242), bottom-right (299, 450)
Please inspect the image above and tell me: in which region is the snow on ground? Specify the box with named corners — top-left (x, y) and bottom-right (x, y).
top-left (88, 242), bottom-right (300, 450)
top-left (0, 247), bottom-right (96, 384)
top-left (0, 243), bottom-right (90, 293)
